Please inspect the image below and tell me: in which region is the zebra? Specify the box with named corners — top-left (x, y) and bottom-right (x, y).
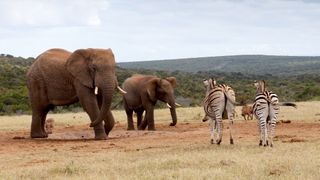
top-left (253, 80), bottom-right (280, 147)
top-left (203, 78), bottom-right (236, 145)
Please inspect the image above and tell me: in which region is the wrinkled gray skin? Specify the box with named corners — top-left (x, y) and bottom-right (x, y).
top-left (27, 48), bottom-right (119, 140)
top-left (122, 74), bottom-right (178, 130)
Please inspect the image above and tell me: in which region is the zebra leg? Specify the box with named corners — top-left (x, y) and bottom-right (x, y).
top-left (269, 104), bottom-right (279, 148)
top-left (255, 103), bottom-right (269, 146)
top-left (256, 118), bottom-right (262, 146)
top-left (263, 119), bottom-right (268, 147)
top-left (269, 120), bottom-right (276, 147)
top-left (228, 116), bottom-right (234, 145)
top-left (209, 117), bottom-right (215, 144)
top-left (226, 103), bottom-right (234, 145)
top-left (216, 117), bottom-right (222, 145)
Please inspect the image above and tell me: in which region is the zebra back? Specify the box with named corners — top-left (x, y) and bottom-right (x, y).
top-left (253, 80), bottom-right (279, 117)
top-left (203, 78), bottom-right (235, 118)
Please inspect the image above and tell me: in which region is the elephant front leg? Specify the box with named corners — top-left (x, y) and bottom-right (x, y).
top-left (139, 106), bottom-right (155, 131)
top-left (146, 108), bottom-right (156, 131)
top-left (138, 116), bottom-right (148, 130)
top-left (77, 87), bottom-right (106, 140)
top-left (104, 110), bottom-right (115, 135)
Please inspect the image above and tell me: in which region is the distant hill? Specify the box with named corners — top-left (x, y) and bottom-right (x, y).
top-left (118, 55), bottom-right (320, 76)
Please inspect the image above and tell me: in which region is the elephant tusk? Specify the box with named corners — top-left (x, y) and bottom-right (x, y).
top-left (175, 102), bottom-right (182, 107)
top-left (117, 86), bottom-right (127, 94)
top-left (94, 86), bottom-right (98, 95)
top-left (166, 103), bottom-right (172, 109)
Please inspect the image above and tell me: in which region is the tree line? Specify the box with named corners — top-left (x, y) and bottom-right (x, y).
top-left (0, 56), bottom-right (320, 115)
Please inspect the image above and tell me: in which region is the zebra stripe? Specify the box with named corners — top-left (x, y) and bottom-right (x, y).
top-left (253, 80), bottom-right (279, 147)
top-left (203, 78), bottom-right (235, 145)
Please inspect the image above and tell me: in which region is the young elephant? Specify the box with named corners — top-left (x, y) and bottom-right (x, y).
top-left (122, 74), bottom-right (178, 130)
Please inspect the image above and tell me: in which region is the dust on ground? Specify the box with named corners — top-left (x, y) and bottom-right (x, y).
top-left (1, 120), bottom-right (320, 154)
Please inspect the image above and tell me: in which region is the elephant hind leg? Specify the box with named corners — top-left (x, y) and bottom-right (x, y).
top-left (136, 109), bottom-right (144, 127)
top-left (31, 105), bottom-right (51, 138)
top-left (126, 109), bottom-right (134, 130)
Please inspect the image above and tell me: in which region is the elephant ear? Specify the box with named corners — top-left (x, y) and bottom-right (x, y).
top-left (165, 77), bottom-right (176, 88)
top-left (146, 78), bottom-right (161, 102)
top-left (66, 49), bottom-right (94, 88)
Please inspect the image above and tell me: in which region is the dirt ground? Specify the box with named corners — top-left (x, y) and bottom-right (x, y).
top-left (1, 119), bottom-right (320, 155)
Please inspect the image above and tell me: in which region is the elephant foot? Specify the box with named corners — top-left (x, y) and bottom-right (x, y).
top-left (147, 127), bottom-right (156, 131)
top-left (31, 132), bottom-right (48, 138)
top-left (94, 129), bottom-right (107, 140)
top-left (94, 133), bottom-right (107, 140)
top-left (127, 126), bottom-right (135, 131)
top-left (138, 126), bottom-right (146, 130)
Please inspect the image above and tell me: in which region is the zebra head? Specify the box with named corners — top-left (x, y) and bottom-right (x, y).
top-left (254, 80), bottom-right (266, 94)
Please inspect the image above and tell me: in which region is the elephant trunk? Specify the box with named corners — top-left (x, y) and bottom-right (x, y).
top-left (168, 99), bottom-right (177, 126)
top-left (90, 75), bottom-right (116, 129)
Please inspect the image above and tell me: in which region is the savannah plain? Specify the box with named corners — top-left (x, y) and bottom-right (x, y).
top-left (0, 102), bottom-right (320, 179)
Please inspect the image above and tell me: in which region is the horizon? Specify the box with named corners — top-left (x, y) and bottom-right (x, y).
top-left (2, 53), bottom-right (320, 63)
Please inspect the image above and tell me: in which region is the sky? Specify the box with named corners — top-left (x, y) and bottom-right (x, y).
top-left (0, 0), bottom-right (320, 62)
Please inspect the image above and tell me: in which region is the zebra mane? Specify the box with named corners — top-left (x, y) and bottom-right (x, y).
top-left (209, 78), bottom-right (217, 89)
top-left (255, 80), bottom-right (267, 94)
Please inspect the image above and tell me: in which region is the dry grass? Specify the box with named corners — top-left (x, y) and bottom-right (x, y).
top-left (0, 101), bottom-right (320, 179)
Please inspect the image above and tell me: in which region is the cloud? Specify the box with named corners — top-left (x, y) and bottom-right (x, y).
top-left (0, 0), bottom-right (109, 27)
top-left (1, 0), bottom-right (320, 60)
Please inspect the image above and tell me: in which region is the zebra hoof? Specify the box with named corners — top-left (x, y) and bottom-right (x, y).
top-left (259, 141), bottom-right (262, 146)
top-left (266, 140), bottom-right (269, 146)
top-left (230, 139), bottom-right (234, 144)
top-left (210, 139), bottom-right (214, 144)
top-left (217, 140), bottom-right (221, 145)
top-left (270, 144), bottom-right (273, 148)
top-left (264, 144), bottom-right (267, 147)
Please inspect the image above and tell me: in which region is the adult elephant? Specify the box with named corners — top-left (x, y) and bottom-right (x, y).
top-left (27, 48), bottom-right (126, 140)
top-left (122, 74), bottom-right (179, 130)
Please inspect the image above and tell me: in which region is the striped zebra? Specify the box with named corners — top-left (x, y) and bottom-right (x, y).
top-left (253, 80), bottom-right (279, 147)
top-left (203, 78), bottom-right (236, 145)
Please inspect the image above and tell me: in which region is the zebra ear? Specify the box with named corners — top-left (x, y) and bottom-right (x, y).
top-left (262, 80), bottom-right (267, 91)
top-left (212, 79), bottom-right (217, 86)
top-left (203, 79), bottom-right (209, 86)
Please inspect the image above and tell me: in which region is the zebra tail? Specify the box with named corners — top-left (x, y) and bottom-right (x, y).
top-left (224, 92), bottom-right (239, 105)
top-left (281, 102), bottom-right (297, 108)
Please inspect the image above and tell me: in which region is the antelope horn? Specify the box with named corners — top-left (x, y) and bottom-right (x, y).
top-left (166, 103), bottom-right (172, 109)
top-left (117, 86), bottom-right (127, 94)
top-left (175, 102), bottom-right (181, 107)
top-left (94, 86), bottom-right (98, 95)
